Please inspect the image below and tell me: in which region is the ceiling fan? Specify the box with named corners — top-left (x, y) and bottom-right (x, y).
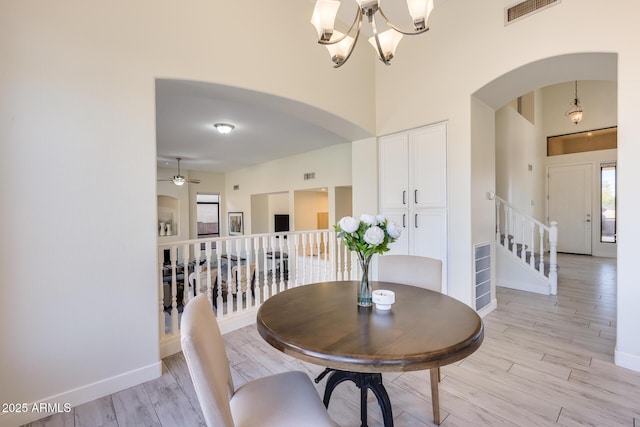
top-left (158, 158), bottom-right (200, 186)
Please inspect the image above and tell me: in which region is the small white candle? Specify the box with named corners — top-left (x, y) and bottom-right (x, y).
top-left (372, 290), bottom-right (395, 310)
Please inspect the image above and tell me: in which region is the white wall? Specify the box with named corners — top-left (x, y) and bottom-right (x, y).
top-left (225, 143), bottom-right (352, 235)
top-left (0, 1), bottom-right (374, 425)
top-left (495, 90), bottom-right (546, 221)
top-left (471, 97), bottom-right (497, 312)
top-left (294, 191), bottom-right (329, 231)
top-left (352, 138), bottom-right (378, 217)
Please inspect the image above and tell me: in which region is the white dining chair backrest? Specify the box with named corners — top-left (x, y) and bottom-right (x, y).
top-left (180, 294), bottom-right (235, 427)
top-left (181, 294), bottom-right (337, 427)
top-left (377, 255), bottom-right (443, 293)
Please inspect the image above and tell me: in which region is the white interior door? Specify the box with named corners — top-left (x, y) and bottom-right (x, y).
top-left (548, 164), bottom-right (592, 255)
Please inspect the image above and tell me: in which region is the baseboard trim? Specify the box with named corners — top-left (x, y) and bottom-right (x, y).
top-left (0, 361), bottom-right (162, 427)
top-left (614, 347), bottom-right (640, 372)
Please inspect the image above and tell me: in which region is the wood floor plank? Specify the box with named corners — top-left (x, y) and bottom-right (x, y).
top-left (74, 396), bottom-right (117, 427)
top-left (111, 384), bottom-right (162, 427)
top-left (25, 411), bottom-right (74, 427)
top-left (143, 361), bottom-right (205, 427)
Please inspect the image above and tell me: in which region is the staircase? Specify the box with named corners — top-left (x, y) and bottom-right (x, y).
top-left (496, 197), bottom-right (558, 295)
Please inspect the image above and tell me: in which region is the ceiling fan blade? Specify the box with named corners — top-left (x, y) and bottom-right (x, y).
top-left (157, 178), bottom-right (173, 182)
top-left (187, 179), bottom-right (201, 184)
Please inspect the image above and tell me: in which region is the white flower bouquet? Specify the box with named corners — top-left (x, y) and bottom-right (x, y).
top-left (334, 214), bottom-right (402, 307)
top-left (334, 214), bottom-right (402, 260)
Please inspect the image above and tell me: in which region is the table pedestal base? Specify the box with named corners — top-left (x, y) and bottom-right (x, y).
top-left (322, 370), bottom-right (393, 427)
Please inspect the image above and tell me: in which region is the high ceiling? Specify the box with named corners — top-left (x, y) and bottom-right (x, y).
top-left (155, 1), bottom-right (453, 175)
top-left (155, 79), bottom-right (371, 174)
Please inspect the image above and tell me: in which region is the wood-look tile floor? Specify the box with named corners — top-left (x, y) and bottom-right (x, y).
top-left (25, 254), bottom-right (640, 427)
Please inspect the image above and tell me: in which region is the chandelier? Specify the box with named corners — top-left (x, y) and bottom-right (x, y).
top-left (311, 0), bottom-right (434, 68)
top-left (565, 80), bottom-right (584, 124)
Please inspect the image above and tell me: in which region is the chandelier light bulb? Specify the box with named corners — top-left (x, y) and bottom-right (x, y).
top-left (311, 0), bottom-right (432, 68)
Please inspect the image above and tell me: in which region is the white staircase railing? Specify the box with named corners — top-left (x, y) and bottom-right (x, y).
top-left (495, 196), bottom-right (558, 294)
top-left (158, 229), bottom-right (358, 357)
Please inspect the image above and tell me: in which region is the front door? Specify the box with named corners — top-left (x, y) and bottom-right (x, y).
top-left (548, 164), bottom-right (592, 255)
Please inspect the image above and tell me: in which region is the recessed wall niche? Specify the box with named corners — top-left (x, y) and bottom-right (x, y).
top-left (157, 195), bottom-right (178, 236)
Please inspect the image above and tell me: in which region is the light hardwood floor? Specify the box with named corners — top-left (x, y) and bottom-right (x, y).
top-left (25, 254), bottom-right (640, 427)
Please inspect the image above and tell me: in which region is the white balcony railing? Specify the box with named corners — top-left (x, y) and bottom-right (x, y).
top-left (495, 196), bottom-right (558, 294)
top-left (158, 230), bottom-right (358, 357)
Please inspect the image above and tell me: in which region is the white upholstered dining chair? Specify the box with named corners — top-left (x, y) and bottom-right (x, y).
top-left (180, 294), bottom-right (337, 427)
top-left (377, 254), bottom-right (444, 385)
top-left (377, 254), bottom-right (443, 292)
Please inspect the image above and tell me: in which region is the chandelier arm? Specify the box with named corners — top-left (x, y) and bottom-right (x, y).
top-left (333, 13), bottom-right (363, 68)
top-left (370, 14), bottom-right (390, 65)
top-left (319, 7), bottom-right (361, 45)
top-left (377, 7), bottom-right (430, 35)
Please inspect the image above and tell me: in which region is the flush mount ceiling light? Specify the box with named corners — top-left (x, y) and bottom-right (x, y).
top-left (565, 80), bottom-right (584, 125)
top-left (214, 123), bottom-right (235, 134)
top-left (311, 0), bottom-right (434, 68)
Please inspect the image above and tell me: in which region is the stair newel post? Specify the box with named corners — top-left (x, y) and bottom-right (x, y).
top-left (549, 221), bottom-right (558, 295)
top-left (529, 222), bottom-right (536, 268)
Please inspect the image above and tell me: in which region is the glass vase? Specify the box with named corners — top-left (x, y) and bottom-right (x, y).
top-left (358, 254), bottom-right (373, 307)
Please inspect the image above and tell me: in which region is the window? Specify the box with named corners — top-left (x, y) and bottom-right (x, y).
top-left (547, 127), bottom-right (617, 156)
top-left (196, 194), bottom-right (220, 238)
top-left (600, 163), bottom-right (616, 243)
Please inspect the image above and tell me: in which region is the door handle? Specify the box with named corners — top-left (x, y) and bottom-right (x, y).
top-left (586, 219), bottom-right (591, 222)
top-left (402, 191), bottom-right (406, 205)
top-left (414, 189), bottom-right (418, 204)
top-left (415, 214), bottom-right (418, 228)
top-left (403, 214), bottom-right (406, 228)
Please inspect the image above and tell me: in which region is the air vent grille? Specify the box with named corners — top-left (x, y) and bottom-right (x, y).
top-left (304, 172), bottom-right (316, 180)
top-left (474, 243), bottom-right (492, 311)
top-left (506, 0), bottom-right (559, 24)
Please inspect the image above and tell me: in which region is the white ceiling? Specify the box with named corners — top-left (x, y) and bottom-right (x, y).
top-left (156, 79), bottom-right (371, 173)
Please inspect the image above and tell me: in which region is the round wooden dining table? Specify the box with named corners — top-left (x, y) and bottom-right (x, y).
top-left (256, 281), bottom-right (484, 426)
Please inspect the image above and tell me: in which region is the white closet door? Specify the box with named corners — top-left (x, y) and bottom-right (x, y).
top-left (410, 123), bottom-right (447, 209)
top-left (379, 132), bottom-right (409, 210)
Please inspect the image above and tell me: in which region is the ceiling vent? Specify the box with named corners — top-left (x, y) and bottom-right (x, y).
top-left (505, 0), bottom-right (560, 25)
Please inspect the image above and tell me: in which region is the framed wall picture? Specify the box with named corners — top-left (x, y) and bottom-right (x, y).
top-left (228, 212), bottom-right (244, 235)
